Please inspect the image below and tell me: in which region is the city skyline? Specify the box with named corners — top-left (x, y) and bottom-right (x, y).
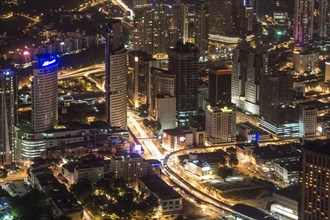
top-left (0, 0), bottom-right (330, 219)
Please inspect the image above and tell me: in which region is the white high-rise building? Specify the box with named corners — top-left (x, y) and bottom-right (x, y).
top-left (299, 106), bottom-right (317, 138)
top-left (155, 95), bottom-right (176, 131)
top-left (293, 50), bottom-right (319, 74)
top-left (325, 62), bottom-right (330, 82)
top-left (32, 55), bottom-right (58, 133)
top-left (105, 20), bottom-right (128, 130)
top-left (205, 104), bottom-right (236, 144)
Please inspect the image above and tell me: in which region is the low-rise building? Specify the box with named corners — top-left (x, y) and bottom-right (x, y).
top-left (162, 128), bottom-right (193, 152)
top-left (190, 126), bottom-right (205, 146)
top-left (274, 161), bottom-right (300, 183)
top-left (237, 122), bottom-right (271, 143)
top-left (2, 181), bottom-right (31, 197)
top-left (74, 162), bottom-right (104, 185)
top-left (139, 175), bottom-right (182, 214)
top-left (110, 153), bottom-right (161, 184)
top-left (271, 186), bottom-right (299, 220)
top-left (185, 159), bottom-right (211, 179)
top-left (252, 143), bottom-right (301, 172)
top-left (29, 166), bottom-right (83, 220)
top-left (178, 150), bottom-right (227, 176)
top-left (16, 124), bottom-right (130, 160)
top-left (236, 143), bottom-right (258, 164)
top-left (62, 156), bottom-right (105, 185)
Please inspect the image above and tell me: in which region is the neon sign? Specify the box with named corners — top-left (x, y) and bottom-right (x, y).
top-left (42, 59), bottom-right (56, 67)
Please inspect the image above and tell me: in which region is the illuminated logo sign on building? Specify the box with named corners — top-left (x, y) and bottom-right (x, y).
top-left (3, 71), bottom-right (11, 76)
top-left (42, 59), bottom-right (56, 67)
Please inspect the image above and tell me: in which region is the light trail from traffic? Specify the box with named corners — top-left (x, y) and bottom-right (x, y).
top-left (111, 0), bottom-right (134, 18)
top-left (127, 111), bottom-right (163, 160)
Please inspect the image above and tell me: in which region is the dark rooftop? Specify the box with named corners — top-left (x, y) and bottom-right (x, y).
top-left (303, 140), bottom-right (330, 155)
top-left (129, 50), bottom-right (154, 62)
top-left (169, 41), bottom-right (198, 53)
top-left (273, 185), bottom-right (299, 202)
top-left (232, 204), bottom-right (276, 219)
top-left (139, 175), bottom-right (181, 201)
top-left (35, 171), bottom-right (82, 215)
top-left (113, 153), bottom-right (142, 160)
top-left (276, 161), bottom-right (300, 172)
top-left (192, 150), bottom-right (227, 164)
top-left (254, 143), bottom-right (301, 160)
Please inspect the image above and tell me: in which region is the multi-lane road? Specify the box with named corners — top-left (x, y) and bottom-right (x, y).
top-left (126, 110), bottom-right (246, 218)
top-left (58, 64), bottom-right (106, 92)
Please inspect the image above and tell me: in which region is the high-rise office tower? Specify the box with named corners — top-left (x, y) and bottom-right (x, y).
top-left (231, 41), bottom-right (269, 115)
top-left (245, 6), bottom-right (254, 33)
top-left (300, 141), bottom-right (330, 219)
top-left (32, 55), bottom-right (58, 133)
top-left (0, 69), bottom-right (17, 164)
top-left (133, 2), bottom-right (188, 57)
top-left (168, 41), bottom-right (199, 127)
top-left (260, 72), bottom-right (294, 122)
top-left (195, 0), bottom-right (209, 58)
top-left (208, 68), bottom-right (231, 105)
top-left (259, 72), bottom-right (298, 138)
top-left (294, 0), bottom-right (314, 46)
top-left (105, 20), bottom-right (128, 130)
top-left (175, 2), bottom-right (189, 44)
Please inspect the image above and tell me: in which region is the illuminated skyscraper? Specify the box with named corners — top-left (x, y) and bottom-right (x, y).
top-left (168, 41), bottom-right (199, 127)
top-left (205, 104), bottom-right (236, 144)
top-left (105, 20), bottom-right (127, 129)
top-left (318, 0), bottom-right (330, 38)
top-left (32, 55), bottom-right (58, 133)
top-left (195, 0), bottom-right (209, 58)
top-left (133, 2), bottom-right (188, 57)
top-left (300, 141), bottom-right (330, 219)
top-left (231, 40), bottom-right (269, 115)
top-left (294, 0), bottom-right (314, 46)
top-left (0, 69), bottom-right (17, 164)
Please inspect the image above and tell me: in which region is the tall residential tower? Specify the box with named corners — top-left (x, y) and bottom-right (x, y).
top-left (0, 69), bottom-right (17, 164)
top-left (32, 55), bottom-right (58, 133)
top-left (105, 20), bottom-right (128, 130)
top-left (195, 0), bottom-right (209, 58)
